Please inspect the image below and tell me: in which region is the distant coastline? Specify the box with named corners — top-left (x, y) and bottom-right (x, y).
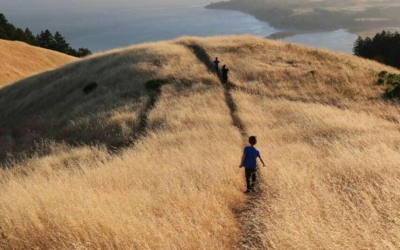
top-left (206, 1), bottom-right (400, 39)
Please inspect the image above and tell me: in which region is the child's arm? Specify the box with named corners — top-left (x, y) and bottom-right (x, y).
top-left (239, 153), bottom-right (246, 168)
top-left (259, 156), bottom-right (266, 167)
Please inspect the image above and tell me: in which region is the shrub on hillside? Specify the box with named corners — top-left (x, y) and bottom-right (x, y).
top-left (385, 84), bottom-right (400, 99)
top-left (145, 79), bottom-right (169, 90)
top-left (309, 70), bottom-right (318, 76)
top-left (378, 71), bottom-right (400, 99)
top-left (378, 70), bottom-right (388, 78)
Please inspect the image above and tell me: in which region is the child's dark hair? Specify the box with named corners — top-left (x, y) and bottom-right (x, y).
top-left (249, 136), bottom-right (257, 145)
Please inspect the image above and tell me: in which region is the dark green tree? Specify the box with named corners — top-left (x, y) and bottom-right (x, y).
top-left (24, 28), bottom-right (37, 45)
top-left (0, 13), bottom-right (16, 40)
top-left (54, 31), bottom-right (70, 53)
top-left (76, 47), bottom-right (92, 57)
top-left (37, 30), bottom-right (55, 49)
top-left (354, 31), bottom-right (400, 68)
top-left (353, 37), bottom-right (364, 56)
top-left (0, 26), bottom-right (7, 39)
top-left (0, 13), bottom-right (8, 26)
top-left (1, 13), bottom-right (91, 58)
top-left (14, 28), bottom-right (27, 42)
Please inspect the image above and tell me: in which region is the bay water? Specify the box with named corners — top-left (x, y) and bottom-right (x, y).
top-left (4, 3), bottom-right (357, 54)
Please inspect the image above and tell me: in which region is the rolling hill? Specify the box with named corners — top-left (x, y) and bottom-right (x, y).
top-left (0, 39), bottom-right (77, 87)
top-left (0, 36), bottom-right (399, 250)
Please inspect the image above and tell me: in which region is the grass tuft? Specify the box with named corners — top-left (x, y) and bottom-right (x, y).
top-left (145, 78), bottom-right (170, 90)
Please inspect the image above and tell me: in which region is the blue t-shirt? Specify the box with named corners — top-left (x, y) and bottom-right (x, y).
top-left (243, 146), bottom-right (260, 170)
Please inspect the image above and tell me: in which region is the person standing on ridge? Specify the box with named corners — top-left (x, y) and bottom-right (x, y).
top-left (222, 64), bottom-right (229, 84)
top-left (214, 57), bottom-right (220, 73)
top-left (239, 136), bottom-right (266, 193)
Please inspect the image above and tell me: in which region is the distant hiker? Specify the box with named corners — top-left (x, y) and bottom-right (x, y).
top-left (222, 65), bottom-right (229, 83)
top-left (239, 136), bottom-right (266, 193)
top-left (214, 57), bottom-right (220, 73)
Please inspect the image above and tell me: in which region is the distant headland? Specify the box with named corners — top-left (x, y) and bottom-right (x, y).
top-left (206, 0), bottom-right (400, 38)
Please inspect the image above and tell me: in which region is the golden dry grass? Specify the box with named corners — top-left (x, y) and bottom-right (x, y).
top-left (233, 93), bottom-right (400, 249)
top-left (0, 85), bottom-right (245, 249)
top-left (0, 36), bottom-right (399, 249)
top-left (0, 39), bottom-right (77, 87)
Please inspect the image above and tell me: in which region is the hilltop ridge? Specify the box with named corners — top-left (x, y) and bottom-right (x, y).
top-left (0, 39), bottom-right (77, 86)
top-left (0, 36), bottom-right (399, 250)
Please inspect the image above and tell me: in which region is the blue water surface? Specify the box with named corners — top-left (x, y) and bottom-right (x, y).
top-left (4, 3), bottom-right (358, 54)
top-left (4, 5), bottom-right (278, 52)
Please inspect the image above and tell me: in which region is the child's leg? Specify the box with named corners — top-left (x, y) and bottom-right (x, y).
top-left (245, 168), bottom-right (252, 190)
top-left (252, 170), bottom-right (257, 183)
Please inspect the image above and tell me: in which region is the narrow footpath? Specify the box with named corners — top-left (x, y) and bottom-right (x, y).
top-left (186, 43), bottom-right (267, 250)
top-left (133, 90), bottom-right (161, 142)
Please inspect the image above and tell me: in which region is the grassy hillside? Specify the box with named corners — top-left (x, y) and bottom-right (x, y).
top-left (0, 39), bottom-right (77, 87)
top-left (0, 36), bottom-right (399, 249)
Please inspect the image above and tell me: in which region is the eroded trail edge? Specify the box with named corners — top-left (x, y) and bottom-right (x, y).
top-left (109, 89), bottom-right (161, 152)
top-left (133, 90), bottom-right (160, 142)
top-left (186, 43), bottom-right (267, 250)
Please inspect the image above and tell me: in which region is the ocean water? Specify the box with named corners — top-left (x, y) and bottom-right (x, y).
top-left (284, 29), bottom-right (358, 54)
top-left (72, 7), bottom-right (280, 52)
top-left (4, 3), bottom-right (357, 54)
top-left (4, 5), bottom-right (279, 52)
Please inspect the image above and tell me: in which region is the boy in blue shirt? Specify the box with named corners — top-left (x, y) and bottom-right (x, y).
top-left (239, 136), bottom-right (266, 193)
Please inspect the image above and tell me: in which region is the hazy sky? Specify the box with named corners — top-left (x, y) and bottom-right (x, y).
top-left (1, 0), bottom-right (214, 31)
top-left (1, 0), bottom-right (212, 9)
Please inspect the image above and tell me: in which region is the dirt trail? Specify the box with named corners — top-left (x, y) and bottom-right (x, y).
top-left (186, 43), bottom-right (267, 250)
top-left (133, 90), bottom-right (160, 142)
top-left (107, 89), bottom-right (161, 153)
top-left (186, 44), bottom-right (247, 139)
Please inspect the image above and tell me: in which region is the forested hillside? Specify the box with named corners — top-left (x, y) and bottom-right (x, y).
top-left (0, 13), bottom-right (91, 57)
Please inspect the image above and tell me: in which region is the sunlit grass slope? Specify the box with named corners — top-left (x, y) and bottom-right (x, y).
top-left (0, 36), bottom-right (399, 250)
top-left (198, 36), bottom-right (400, 249)
top-left (0, 40), bottom-right (245, 249)
top-left (0, 39), bottom-right (77, 87)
